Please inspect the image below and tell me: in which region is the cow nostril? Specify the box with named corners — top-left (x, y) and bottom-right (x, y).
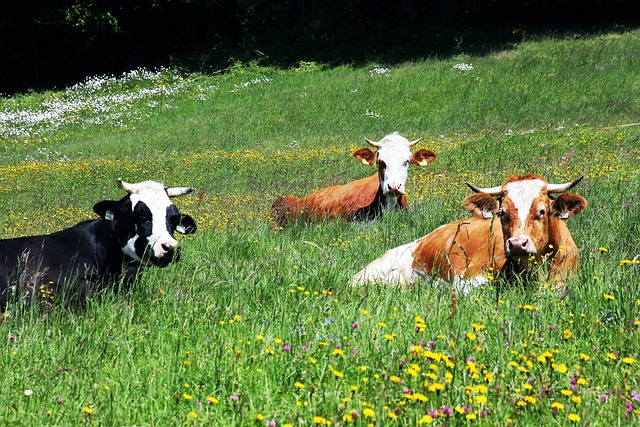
top-left (161, 243), bottom-right (175, 253)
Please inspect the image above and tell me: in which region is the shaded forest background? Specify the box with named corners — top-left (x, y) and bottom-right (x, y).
top-left (1, 0), bottom-right (638, 94)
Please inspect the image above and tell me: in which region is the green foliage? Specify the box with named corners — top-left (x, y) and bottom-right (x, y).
top-left (1, 31), bottom-right (640, 425)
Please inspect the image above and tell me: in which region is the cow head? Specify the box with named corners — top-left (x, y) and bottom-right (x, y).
top-left (93, 179), bottom-right (197, 267)
top-left (352, 132), bottom-right (436, 205)
top-left (463, 174), bottom-right (587, 264)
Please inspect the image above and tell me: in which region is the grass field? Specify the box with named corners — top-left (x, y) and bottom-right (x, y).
top-left (1, 30), bottom-right (640, 426)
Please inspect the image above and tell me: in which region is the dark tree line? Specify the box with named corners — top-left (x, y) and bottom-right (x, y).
top-left (1, 0), bottom-right (638, 94)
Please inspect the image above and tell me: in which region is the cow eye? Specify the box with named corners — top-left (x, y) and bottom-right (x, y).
top-left (537, 209), bottom-right (546, 220)
top-left (498, 208), bottom-right (507, 219)
top-left (403, 160), bottom-right (409, 167)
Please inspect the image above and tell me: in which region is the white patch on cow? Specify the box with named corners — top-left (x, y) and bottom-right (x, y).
top-left (351, 240), bottom-right (418, 285)
top-left (375, 133), bottom-right (414, 196)
top-left (504, 178), bottom-right (546, 231)
top-left (412, 271), bottom-right (488, 295)
top-left (452, 275), bottom-right (489, 295)
top-left (124, 181), bottom-right (177, 261)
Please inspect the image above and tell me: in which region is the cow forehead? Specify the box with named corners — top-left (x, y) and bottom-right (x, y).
top-left (503, 179), bottom-right (547, 223)
top-left (128, 184), bottom-right (173, 214)
top-left (376, 142), bottom-right (412, 164)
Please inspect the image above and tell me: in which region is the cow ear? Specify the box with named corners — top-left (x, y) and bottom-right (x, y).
top-left (463, 193), bottom-right (499, 219)
top-left (352, 148), bottom-right (377, 166)
top-left (176, 214), bottom-right (197, 235)
top-left (551, 193), bottom-right (587, 219)
top-left (410, 149), bottom-right (437, 166)
top-left (94, 199), bottom-right (129, 221)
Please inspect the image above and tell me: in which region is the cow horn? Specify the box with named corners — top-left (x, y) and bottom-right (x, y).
top-left (365, 138), bottom-right (380, 148)
top-left (547, 175), bottom-right (584, 193)
top-left (117, 178), bottom-right (136, 193)
top-left (408, 137), bottom-right (422, 147)
top-left (166, 187), bottom-right (193, 197)
top-left (466, 182), bottom-right (503, 195)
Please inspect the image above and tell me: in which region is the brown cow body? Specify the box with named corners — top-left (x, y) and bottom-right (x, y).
top-left (352, 174), bottom-right (587, 292)
top-left (271, 133), bottom-right (436, 227)
top-left (272, 174), bottom-right (407, 224)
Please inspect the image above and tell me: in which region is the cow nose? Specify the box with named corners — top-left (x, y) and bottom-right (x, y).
top-left (506, 237), bottom-right (532, 256)
top-left (161, 241), bottom-right (177, 254)
top-left (387, 182), bottom-right (403, 193)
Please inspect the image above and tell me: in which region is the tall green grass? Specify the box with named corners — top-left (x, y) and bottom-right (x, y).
top-left (0, 30), bottom-right (639, 426)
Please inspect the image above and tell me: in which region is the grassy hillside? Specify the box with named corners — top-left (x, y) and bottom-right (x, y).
top-left (0, 30), bottom-right (639, 426)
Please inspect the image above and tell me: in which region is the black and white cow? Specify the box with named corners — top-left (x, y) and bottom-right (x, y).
top-left (0, 179), bottom-right (197, 311)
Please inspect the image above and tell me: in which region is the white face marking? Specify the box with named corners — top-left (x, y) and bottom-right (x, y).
top-left (504, 179), bottom-right (546, 234)
top-left (123, 181), bottom-right (178, 261)
top-left (375, 134), bottom-right (413, 196)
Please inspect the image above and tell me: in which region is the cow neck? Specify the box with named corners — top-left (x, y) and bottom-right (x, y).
top-left (90, 218), bottom-right (141, 279)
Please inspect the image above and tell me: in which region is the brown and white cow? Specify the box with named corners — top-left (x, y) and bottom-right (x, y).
top-left (352, 174), bottom-right (587, 291)
top-left (271, 133), bottom-right (436, 227)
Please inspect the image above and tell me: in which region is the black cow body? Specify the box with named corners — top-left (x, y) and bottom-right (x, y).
top-left (0, 179), bottom-right (196, 311)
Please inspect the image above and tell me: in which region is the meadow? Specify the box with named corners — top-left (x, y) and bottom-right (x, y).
top-left (0, 30), bottom-right (639, 426)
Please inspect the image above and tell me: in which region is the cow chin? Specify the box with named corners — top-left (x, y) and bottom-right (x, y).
top-left (143, 247), bottom-right (181, 268)
top-left (383, 191), bottom-right (403, 207)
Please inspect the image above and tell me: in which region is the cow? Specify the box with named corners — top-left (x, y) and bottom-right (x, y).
top-left (0, 179), bottom-right (197, 312)
top-left (270, 132), bottom-right (436, 227)
top-left (352, 174), bottom-right (587, 292)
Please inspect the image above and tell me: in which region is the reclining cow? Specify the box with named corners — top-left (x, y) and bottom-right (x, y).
top-left (0, 179), bottom-right (197, 311)
top-left (352, 174), bottom-right (587, 292)
top-left (271, 132), bottom-right (436, 227)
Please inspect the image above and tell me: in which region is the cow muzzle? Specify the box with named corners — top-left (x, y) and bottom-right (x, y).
top-left (146, 246), bottom-right (181, 267)
top-left (384, 182), bottom-right (405, 196)
top-left (505, 236), bottom-right (536, 257)
top-left (146, 238), bottom-right (181, 267)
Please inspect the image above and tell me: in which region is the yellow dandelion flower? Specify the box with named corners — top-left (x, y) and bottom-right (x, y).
top-left (186, 411), bottom-right (197, 420)
top-left (414, 393), bottom-right (428, 402)
top-left (568, 413), bottom-right (581, 422)
top-left (363, 408), bottom-right (375, 418)
top-left (418, 414), bottom-right (434, 424)
top-left (312, 415), bottom-right (331, 425)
